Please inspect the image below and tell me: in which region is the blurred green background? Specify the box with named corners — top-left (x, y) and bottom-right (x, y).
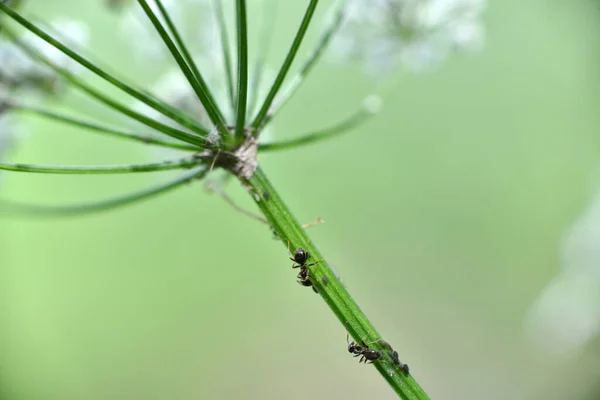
top-left (2, 1), bottom-right (600, 399)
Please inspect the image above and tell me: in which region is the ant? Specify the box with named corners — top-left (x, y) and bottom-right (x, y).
top-left (390, 350), bottom-right (410, 375)
top-left (289, 244), bottom-right (319, 293)
top-left (346, 332), bottom-right (382, 364)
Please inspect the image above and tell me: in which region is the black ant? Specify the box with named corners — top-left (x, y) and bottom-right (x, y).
top-left (346, 332), bottom-right (382, 364)
top-left (390, 350), bottom-right (410, 374)
top-left (289, 244), bottom-right (319, 293)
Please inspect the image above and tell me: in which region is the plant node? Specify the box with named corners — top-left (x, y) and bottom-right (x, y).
top-left (197, 134), bottom-right (258, 180)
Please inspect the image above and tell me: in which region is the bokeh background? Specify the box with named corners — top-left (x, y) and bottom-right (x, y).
top-left (2, 1), bottom-right (600, 399)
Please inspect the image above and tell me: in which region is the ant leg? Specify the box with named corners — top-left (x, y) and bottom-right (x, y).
top-left (365, 338), bottom-right (384, 347)
top-left (287, 240), bottom-right (298, 267)
top-left (360, 333), bottom-right (370, 348)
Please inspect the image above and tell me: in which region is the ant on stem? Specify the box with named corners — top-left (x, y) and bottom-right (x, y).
top-left (346, 331), bottom-right (383, 364)
top-left (288, 242), bottom-right (319, 293)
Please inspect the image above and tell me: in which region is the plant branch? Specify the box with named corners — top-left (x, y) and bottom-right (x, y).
top-left (241, 166), bottom-right (430, 400)
top-left (137, 0), bottom-right (230, 138)
top-left (213, 0), bottom-right (236, 115)
top-left (234, 0), bottom-right (248, 137)
top-left (1, 27), bottom-right (207, 147)
top-left (250, 0), bottom-right (319, 133)
top-left (153, 0), bottom-right (203, 84)
top-left (0, 2), bottom-right (210, 136)
top-left (0, 156), bottom-right (204, 174)
top-left (264, 0), bottom-right (347, 126)
top-left (247, 0), bottom-right (276, 117)
top-left (258, 95), bottom-right (380, 152)
top-left (0, 166), bottom-right (207, 217)
top-left (11, 104), bottom-right (199, 151)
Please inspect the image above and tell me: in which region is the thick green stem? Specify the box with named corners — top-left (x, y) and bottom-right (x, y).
top-left (243, 166), bottom-right (430, 400)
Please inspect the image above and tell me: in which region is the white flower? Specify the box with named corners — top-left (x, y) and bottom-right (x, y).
top-left (333, 0), bottom-right (486, 73)
top-left (525, 186), bottom-right (600, 357)
top-left (525, 270), bottom-right (600, 357)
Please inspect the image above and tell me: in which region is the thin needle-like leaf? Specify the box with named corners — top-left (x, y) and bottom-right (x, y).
top-left (0, 2), bottom-right (209, 136)
top-left (0, 155), bottom-right (205, 174)
top-left (33, 15), bottom-right (210, 132)
top-left (2, 28), bottom-right (206, 147)
top-left (250, 0), bottom-right (319, 133)
top-left (235, 0), bottom-right (248, 137)
top-left (213, 0), bottom-right (236, 114)
top-left (265, 0), bottom-right (347, 125)
top-left (258, 95), bottom-right (380, 152)
top-left (247, 0), bottom-right (277, 118)
top-left (12, 104), bottom-right (198, 151)
top-left (137, 0), bottom-right (229, 138)
top-left (153, 0), bottom-right (203, 88)
top-left (0, 167), bottom-right (207, 217)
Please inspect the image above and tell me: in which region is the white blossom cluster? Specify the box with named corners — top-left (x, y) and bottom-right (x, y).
top-left (333, 0), bottom-right (486, 73)
top-left (525, 187), bottom-right (600, 357)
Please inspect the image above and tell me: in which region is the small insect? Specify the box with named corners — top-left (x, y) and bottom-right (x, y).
top-left (389, 350), bottom-right (410, 375)
top-left (289, 244), bottom-right (319, 293)
top-left (401, 363), bottom-right (410, 374)
top-left (390, 350), bottom-right (399, 365)
top-left (347, 332), bottom-right (382, 364)
top-left (290, 246), bottom-right (312, 267)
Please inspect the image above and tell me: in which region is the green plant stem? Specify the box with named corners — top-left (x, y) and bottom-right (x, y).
top-left (0, 166), bottom-right (207, 217)
top-left (137, 0), bottom-right (229, 138)
top-left (0, 156), bottom-right (204, 174)
top-left (12, 105), bottom-right (199, 151)
top-left (0, 2), bottom-right (209, 136)
top-left (258, 97), bottom-right (377, 152)
top-left (153, 0), bottom-right (202, 84)
top-left (250, 0), bottom-right (318, 133)
top-left (213, 0), bottom-right (236, 114)
top-left (264, 0), bottom-right (347, 126)
top-left (1, 27), bottom-right (206, 147)
top-left (247, 0), bottom-right (276, 117)
top-left (234, 0), bottom-right (248, 137)
top-left (242, 166), bottom-right (430, 400)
